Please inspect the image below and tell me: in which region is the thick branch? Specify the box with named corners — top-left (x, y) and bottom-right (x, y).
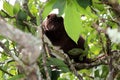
top-left (0, 18), bottom-right (43, 79)
top-left (0, 19), bottom-right (42, 64)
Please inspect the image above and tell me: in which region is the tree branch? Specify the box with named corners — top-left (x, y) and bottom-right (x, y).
top-left (0, 19), bottom-right (42, 64)
top-left (50, 47), bottom-right (83, 80)
top-left (0, 67), bottom-right (13, 76)
top-left (0, 19), bottom-right (43, 79)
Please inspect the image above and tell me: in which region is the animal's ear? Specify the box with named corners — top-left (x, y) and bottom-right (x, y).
top-left (47, 15), bottom-right (50, 18)
top-left (59, 16), bottom-right (63, 20)
top-left (55, 17), bottom-right (63, 24)
top-left (77, 36), bottom-right (85, 50)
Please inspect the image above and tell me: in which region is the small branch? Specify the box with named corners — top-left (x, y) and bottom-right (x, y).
top-left (50, 47), bottom-right (83, 80)
top-left (11, 42), bottom-right (19, 56)
top-left (105, 32), bottom-right (114, 80)
top-left (0, 41), bottom-right (25, 68)
top-left (41, 30), bottom-right (51, 80)
top-left (41, 47), bottom-right (51, 80)
top-left (99, 32), bottom-right (106, 54)
top-left (65, 54), bottom-right (83, 80)
top-left (106, 68), bottom-right (114, 80)
top-left (92, 23), bottom-right (106, 33)
top-left (49, 47), bottom-right (65, 61)
top-left (50, 46), bottom-right (109, 77)
top-left (41, 21), bottom-right (51, 80)
top-left (111, 50), bottom-right (120, 71)
top-left (105, 34), bottom-right (111, 55)
top-left (0, 42), bottom-right (10, 56)
top-left (36, 65), bottom-right (43, 80)
top-left (22, 0), bottom-right (35, 19)
top-left (0, 58), bottom-right (14, 65)
top-left (109, 50), bottom-right (120, 79)
top-left (74, 56), bottom-right (107, 70)
top-left (83, 73), bottom-right (94, 79)
top-left (0, 67), bottom-right (13, 76)
top-left (23, 21), bottom-right (37, 29)
top-left (38, 2), bottom-right (51, 80)
top-left (102, 0), bottom-right (120, 14)
top-left (0, 10), bottom-right (15, 18)
top-left (92, 22), bottom-right (108, 56)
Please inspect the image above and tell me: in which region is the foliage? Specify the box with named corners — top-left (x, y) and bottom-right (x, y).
top-left (0, 0), bottom-right (120, 80)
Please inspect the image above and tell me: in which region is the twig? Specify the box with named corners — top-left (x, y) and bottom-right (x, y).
top-left (23, 21), bottom-right (37, 29)
top-left (105, 34), bottom-right (111, 55)
top-left (64, 54), bottom-right (83, 80)
top-left (83, 73), bottom-right (94, 79)
top-left (50, 47), bottom-right (83, 80)
top-left (74, 56), bottom-right (107, 70)
top-left (36, 65), bottom-right (43, 80)
top-left (75, 51), bottom-right (119, 79)
top-left (105, 34), bottom-right (114, 80)
top-left (11, 42), bottom-right (19, 56)
top-left (0, 67), bottom-right (13, 76)
top-left (22, 0), bottom-right (35, 19)
top-left (102, 0), bottom-right (120, 14)
top-left (99, 32), bottom-right (106, 54)
top-left (92, 23), bottom-right (106, 33)
top-left (0, 41), bottom-right (25, 68)
top-left (41, 47), bottom-right (51, 80)
top-left (0, 58), bottom-right (14, 65)
top-left (38, 1), bottom-right (51, 80)
top-left (0, 10), bottom-right (15, 18)
top-left (50, 46), bottom-right (109, 79)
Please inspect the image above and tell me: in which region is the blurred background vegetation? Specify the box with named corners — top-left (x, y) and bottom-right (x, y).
top-left (0, 0), bottom-right (120, 80)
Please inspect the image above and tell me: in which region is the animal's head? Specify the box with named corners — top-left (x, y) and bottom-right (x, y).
top-left (42, 14), bottom-right (64, 31)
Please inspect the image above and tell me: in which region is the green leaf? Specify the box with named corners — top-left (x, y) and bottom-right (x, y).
top-left (17, 10), bottom-right (27, 21)
top-left (64, 0), bottom-right (97, 43)
top-left (13, 3), bottom-right (20, 14)
top-left (36, 15), bottom-right (40, 25)
top-left (92, 0), bottom-right (105, 12)
top-left (64, 0), bottom-right (83, 43)
top-left (83, 35), bottom-right (90, 55)
top-left (0, 10), bottom-right (7, 17)
top-left (51, 70), bottom-right (61, 80)
top-left (76, 0), bottom-right (92, 8)
top-left (29, 3), bottom-right (38, 16)
top-left (47, 58), bottom-right (69, 72)
top-left (53, 0), bottom-right (66, 15)
top-left (68, 48), bottom-right (84, 56)
top-left (3, 1), bottom-right (14, 16)
top-left (95, 69), bottom-right (100, 77)
top-left (42, 0), bottom-right (56, 19)
top-left (101, 66), bottom-right (108, 78)
top-left (8, 74), bottom-right (24, 80)
top-left (16, 10), bottom-right (28, 31)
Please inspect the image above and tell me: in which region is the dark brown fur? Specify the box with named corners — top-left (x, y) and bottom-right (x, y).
top-left (42, 14), bottom-right (86, 62)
